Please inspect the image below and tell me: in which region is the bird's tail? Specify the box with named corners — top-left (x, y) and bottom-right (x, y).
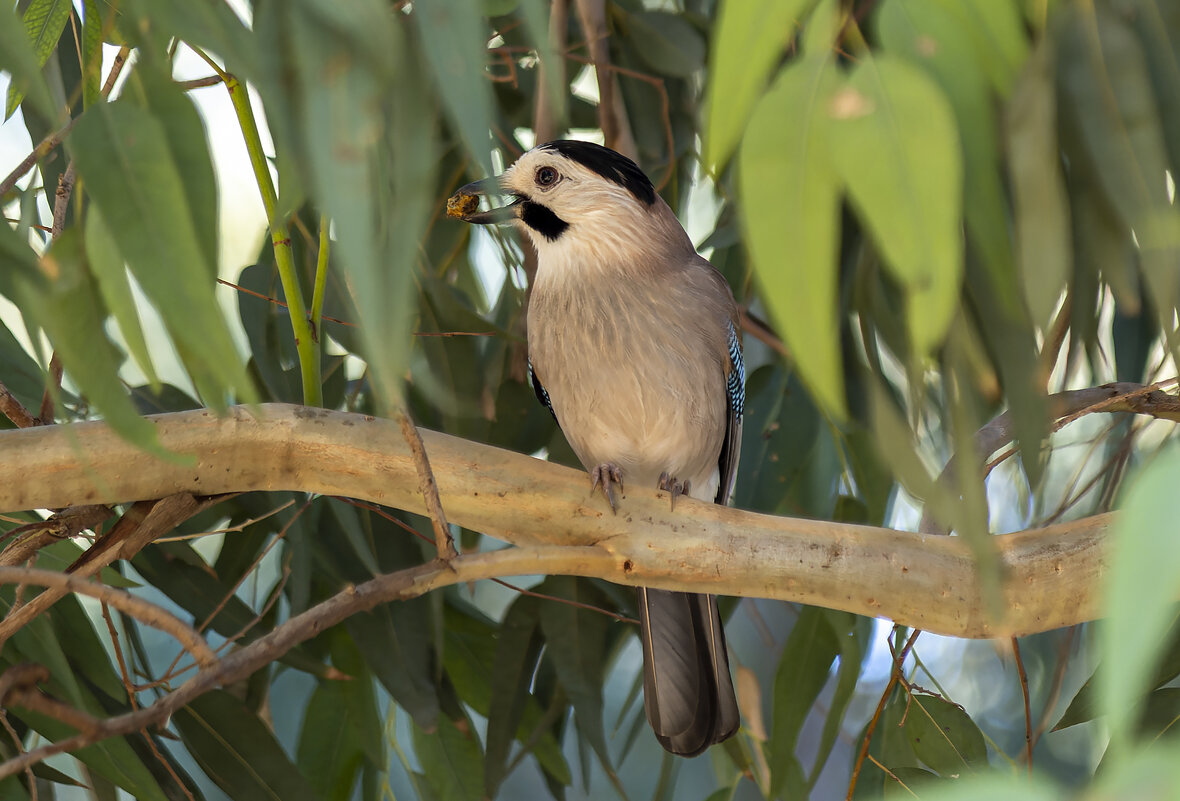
top-left (637, 587), bottom-right (739, 756)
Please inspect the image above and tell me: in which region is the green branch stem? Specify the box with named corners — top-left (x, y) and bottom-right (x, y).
top-left (212, 61), bottom-right (322, 407)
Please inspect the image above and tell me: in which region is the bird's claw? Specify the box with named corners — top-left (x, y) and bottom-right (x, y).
top-left (590, 463), bottom-right (624, 512)
top-left (658, 472), bottom-right (690, 511)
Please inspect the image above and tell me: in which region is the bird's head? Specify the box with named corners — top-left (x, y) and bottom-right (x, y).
top-left (448, 141), bottom-right (689, 267)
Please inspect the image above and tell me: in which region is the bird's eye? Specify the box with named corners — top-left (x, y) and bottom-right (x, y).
top-left (535, 166), bottom-right (559, 187)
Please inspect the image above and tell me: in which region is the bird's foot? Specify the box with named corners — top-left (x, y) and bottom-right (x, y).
top-left (590, 463), bottom-right (624, 512)
top-left (657, 472), bottom-right (690, 511)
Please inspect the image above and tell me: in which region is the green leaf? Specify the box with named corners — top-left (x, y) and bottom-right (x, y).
top-left (485, 597), bottom-right (541, 796)
top-left (897, 772), bottom-right (1060, 801)
top-left (537, 577), bottom-right (613, 772)
top-left (1100, 447), bottom-right (1180, 751)
top-left (133, 66), bottom-right (220, 279)
top-left (6, 0), bottom-right (72, 119)
top-left (29, 230), bottom-right (167, 453)
top-left (0, 6), bottom-right (54, 123)
top-left (809, 612), bottom-right (871, 786)
top-left (739, 56), bottom-right (844, 417)
top-left (297, 633), bottom-right (382, 801)
top-left (704, 0), bottom-right (817, 171)
top-left (904, 695), bottom-right (987, 775)
top-left (274, 2), bottom-right (434, 410)
top-left (80, 0), bottom-right (103, 108)
top-left (1089, 742), bottom-right (1180, 801)
top-left (1057, 3), bottom-right (1180, 336)
top-left (1138, 687), bottom-right (1180, 740)
top-left (346, 607), bottom-right (440, 728)
top-left (828, 54), bottom-right (964, 354)
top-left (0, 606), bottom-right (167, 800)
top-left (769, 606), bottom-right (839, 797)
top-left (412, 714), bottom-right (485, 801)
top-left (413, 0), bottom-right (494, 176)
top-left (624, 11), bottom-right (706, 79)
top-left (84, 205), bottom-right (159, 389)
top-left (66, 100), bottom-right (254, 409)
top-left (957, 0), bottom-right (1029, 95)
top-left (0, 314), bottom-right (46, 415)
top-left (175, 690), bottom-right (322, 801)
top-left (1131, 1), bottom-right (1180, 179)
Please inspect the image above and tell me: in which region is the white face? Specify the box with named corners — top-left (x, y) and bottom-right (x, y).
top-left (498, 146), bottom-right (653, 243)
top-left (490, 143), bottom-right (686, 275)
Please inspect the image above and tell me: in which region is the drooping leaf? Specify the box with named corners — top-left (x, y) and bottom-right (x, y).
top-left (1006, 38), bottom-right (1071, 331)
top-left (769, 606), bottom-right (839, 798)
top-left (739, 56), bottom-right (844, 417)
top-left (828, 54), bottom-right (964, 355)
top-left (5, 0), bottom-right (72, 119)
top-left (84, 204), bottom-right (159, 389)
top-left (297, 632), bottom-right (382, 801)
top-left (412, 713), bottom-right (485, 801)
top-left (624, 11), bottom-right (706, 79)
top-left (704, 0), bottom-right (818, 171)
top-left (904, 695), bottom-right (988, 775)
top-left (67, 100), bottom-right (254, 409)
top-left (1100, 447), bottom-right (1180, 751)
top-left (537, 577), bottom-right (614, 774)
top-left (26, 230), bottom-right (167, 452)
top-left (174, 690), bottom-right (322, 801)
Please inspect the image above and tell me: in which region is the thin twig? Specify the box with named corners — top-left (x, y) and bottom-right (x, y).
top-left (0, 44), bottom-right (128, 202)
top-left (0, 545), bottom-right (609, 780)
top-left (920, 381), bottom-right (1180, 535)
top-left (866, 754), bottom-right (918, 799)
top-left (0, 712), bottom-right (35, 801)
top-left (573, 0), bottom-right (633, 156)
top-left (38, 353), bottom-right (63, 425)
top-left (177, 75), bottom-right (223, 91)
top-left (847, 628), bottom-right (921, 800)
top-left (0, 382), bottom-right (37, 428)
top-left (397, 410), bottom-right (458, 560)
top-left (1012, 637), bottom-right (1033, 774)
top-left (0, 567), bottom-right (218, 667)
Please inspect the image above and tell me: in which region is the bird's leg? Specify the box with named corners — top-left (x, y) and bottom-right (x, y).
top-left (657, 472), bottom-right (690, 511)
top-left (590, 463), bottom-right (624, 512)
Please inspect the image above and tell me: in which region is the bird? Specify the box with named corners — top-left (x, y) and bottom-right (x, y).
top-left (448, 140), bottom-right (743, 757)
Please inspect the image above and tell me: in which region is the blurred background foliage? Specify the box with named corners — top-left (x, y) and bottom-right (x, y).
top-left (1, 0), bottom-right (1180, 799)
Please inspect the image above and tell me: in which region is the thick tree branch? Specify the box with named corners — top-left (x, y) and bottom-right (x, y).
top-left (0, 404), bottom-right (1112, 639)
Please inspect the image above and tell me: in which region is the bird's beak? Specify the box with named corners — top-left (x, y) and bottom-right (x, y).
top-left (446, 177), bottom-right (522, 224)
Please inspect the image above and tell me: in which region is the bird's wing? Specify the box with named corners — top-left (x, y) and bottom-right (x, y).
top-left (716, 318), bottom-right (744, 505)
top-left (529, 357), bottom-right (558, 422)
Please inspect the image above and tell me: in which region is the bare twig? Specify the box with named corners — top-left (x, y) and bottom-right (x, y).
top-left (0, 545), bottom-right (610, 780)
top-left (1012, 637), bottom-right (1033, 774)
top-left (0, 44), bottom-right (129, 202)
top-left (920, 381), bottom-right (1180, 535)
top-left (0, 567), bottom-right (218, 668)
top-left (847, 628), bottom-right (921, 800)
top-left (573, 0), bottom-right (637, 159)
top-left (0, 494), bottom-right (229, 642)
top-left (740, 308), bottom-right (787, 357)
top-left (0, 712), bottom-right (35, 801)
top-left (178, 75), bottom-right (223, 91)
top-left (38, 353), bottom-right (63, 425)
top-left (0, 382), bottom-right (37, 429)
top-left (397, 410), bottom-right (458, 561)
